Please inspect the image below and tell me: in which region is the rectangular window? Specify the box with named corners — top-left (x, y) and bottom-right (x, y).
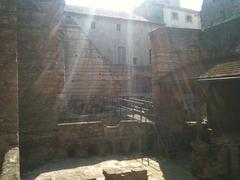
top-left (91, 22), bottom-right (95, 29)
top-left (149, 49), bottom-right (152, 64)
top-left (186, 15), bottom-right (193, 23)
top-left (172, 12), bottom-right (179, 20)
top-left (117, 47), bottom-right (126, 64)
top-left (133, 57), bottom-right (137, 65)
top-left (117, 24), bottom-right (121, 31)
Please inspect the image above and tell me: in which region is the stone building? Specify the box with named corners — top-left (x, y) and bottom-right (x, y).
top-left (61, 5), bottom-right (159, 115)
top-left (134, 0), bottom-right (201, 29)
top-left (64, 5), bottom-right (159, 65)
top-left (62, 23), bottom-right (132, 115)
top-left (162, 6), bottom-right (201, 29)
top-left (134, 0), bottom-right (180, 24)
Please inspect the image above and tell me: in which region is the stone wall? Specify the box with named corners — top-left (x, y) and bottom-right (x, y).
top-left (0, 148), bottom-right (19, 179)
top-left (0, 0), bottom-right (19, 178)
top-left (201, 0), bottom-right (240, 29)
top-left (207, 80), bottom-right (240, 134)
top-left (62, 24), bottom-right (132, 115)
top-left (201, 17), bottom-right (240, 61)
top-left (150, 27), bottom-right (202, 105)
top-left (131, 65), bottom-right (152, 95)
top-left (17, 0), bottom-right (65, 170)
top-left (57, 120), bottom-right (154, 158)
top-left (150, 27), bottom-right (203, 154)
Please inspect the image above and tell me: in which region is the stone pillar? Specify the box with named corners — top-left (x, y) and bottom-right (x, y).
top-left (0, 0), bottom-right (19, 178)
top-left (17, 0), bottom-right (65, 170)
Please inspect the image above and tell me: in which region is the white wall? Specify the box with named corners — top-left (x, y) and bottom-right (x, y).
top-left (64, 13), bottom-right (159, 65)
top-left (163, 7), bottom-right (201, 29)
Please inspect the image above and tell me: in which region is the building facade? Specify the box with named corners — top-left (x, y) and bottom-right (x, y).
top-left (134, 0), bottom-right (201, 29)
top-left (163, 6), bottom-right (201, 29)
top-left (64, 6), bottom-right (159, 66)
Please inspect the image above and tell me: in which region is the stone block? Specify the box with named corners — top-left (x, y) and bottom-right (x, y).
top-left (103, 166), bottom-right (148, 180)
top-left (0, 147), bottom-right (19, 180)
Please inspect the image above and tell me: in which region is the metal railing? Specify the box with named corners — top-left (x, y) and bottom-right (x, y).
top-left (113, 96), bottom-right (154, 122)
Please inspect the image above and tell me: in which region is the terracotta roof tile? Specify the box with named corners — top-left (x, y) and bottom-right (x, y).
top-left (199, 60), bottom-right (240, 79)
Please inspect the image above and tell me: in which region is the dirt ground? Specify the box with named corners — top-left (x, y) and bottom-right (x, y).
top-left (22, 154), bottom-right (197, 180)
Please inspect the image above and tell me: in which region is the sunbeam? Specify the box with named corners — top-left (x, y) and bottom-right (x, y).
top-left (65, 0), bottom-right (203, 12)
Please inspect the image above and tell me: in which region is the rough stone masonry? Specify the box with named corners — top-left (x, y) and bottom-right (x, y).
top-left (0, 0), bottom-right (19, 179)
top-left (17, 0), bottom-right (65, 170)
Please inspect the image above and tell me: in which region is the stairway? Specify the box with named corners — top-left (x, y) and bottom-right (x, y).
top-left (153, 108), bottom-right (183, 157)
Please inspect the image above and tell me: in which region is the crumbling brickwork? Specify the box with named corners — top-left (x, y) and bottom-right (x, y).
top-left (150, 27), bottom-right (202, 105)
top-left (150, 26), bottom-right (204, 156)
top-left (62, 24), bottom-right (133, 115)
top-left (17, 0), bottom-right (65, 170)
top-left (0, 0), bottom-right (19, 178)
top-left (57, 121), bottom-right (154, 158)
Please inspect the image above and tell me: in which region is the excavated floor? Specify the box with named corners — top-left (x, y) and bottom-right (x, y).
top-left (22, 154), bottom-right (196, 180)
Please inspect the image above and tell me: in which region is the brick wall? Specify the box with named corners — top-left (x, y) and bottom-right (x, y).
top-left (150, 27), bottom-right (202, 104)
top-left (150, 27), bottom-right (203, 152)
top-left (17, 0), bottom-right (65, 170)
top-left (131, 65), bottom-right (152, 95)
top-left (57, 121), bottom-right (154, 158)
top-left (0, 0), bottom-right (19, 178)
top-left (62, 25), bottom-right (132, 115)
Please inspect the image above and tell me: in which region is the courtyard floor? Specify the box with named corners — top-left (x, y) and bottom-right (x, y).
top-left (22, 154), bottom-right (196, 180)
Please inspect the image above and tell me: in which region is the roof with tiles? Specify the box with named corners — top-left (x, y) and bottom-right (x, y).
top-left (199, 60), bottom-right (240, 80)
top-left (65, 5), bottom-right (151, 22)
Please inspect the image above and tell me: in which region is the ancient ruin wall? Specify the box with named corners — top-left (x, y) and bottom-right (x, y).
top-left (57, 121), bottom-right (154, 158)
top-left (150, 27), bottom-right (202, 105)
top-left (149, 27), bottom-right (203, 152)
top-left (0, 0), bottom-right (19, 178)
top-left (17, 0), bottom-right (65, 170)
top-left (62, 25), bottom-right (132, 115)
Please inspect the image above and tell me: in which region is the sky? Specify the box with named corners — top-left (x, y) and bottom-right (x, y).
top-left (65, 0), bottom-right (203, 12)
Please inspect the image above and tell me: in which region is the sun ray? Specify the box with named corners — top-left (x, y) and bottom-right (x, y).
top-left (65, 0), bottom-right (203, 12)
